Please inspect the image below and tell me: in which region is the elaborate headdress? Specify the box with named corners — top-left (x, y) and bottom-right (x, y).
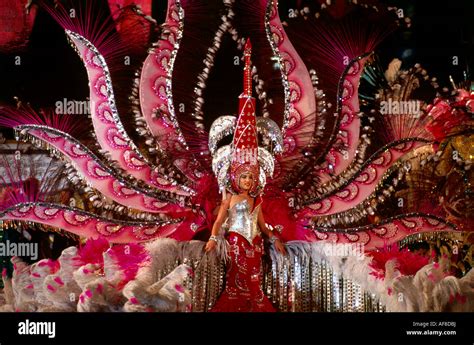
top-left (209, 39), bottom-right (283, 196)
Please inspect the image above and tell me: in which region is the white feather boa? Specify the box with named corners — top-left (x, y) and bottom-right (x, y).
top-left (271, 241), bottom-right (474, 312)
top-left (1, 239), bottom-right (472, 312)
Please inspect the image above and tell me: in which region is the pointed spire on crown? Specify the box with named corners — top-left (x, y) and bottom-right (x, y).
top-left (243, 38), bottom-right (252, 97)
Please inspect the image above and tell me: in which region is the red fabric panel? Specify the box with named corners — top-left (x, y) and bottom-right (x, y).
top-left (0, 0), bottom-right (37, 53)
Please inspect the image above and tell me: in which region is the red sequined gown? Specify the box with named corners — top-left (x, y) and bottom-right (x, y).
top-left (211, 199), bottom-right (275, 312)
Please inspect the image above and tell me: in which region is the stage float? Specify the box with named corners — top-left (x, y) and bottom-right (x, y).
top-left (0, 0), bottom-right (472, 312)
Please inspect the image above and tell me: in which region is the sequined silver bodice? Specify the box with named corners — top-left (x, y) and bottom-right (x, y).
top-left (227, 199), bottom-right (261, 244)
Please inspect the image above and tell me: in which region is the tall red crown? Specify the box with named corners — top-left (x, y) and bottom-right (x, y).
top-left (230, 39), bottom-right (260, 195)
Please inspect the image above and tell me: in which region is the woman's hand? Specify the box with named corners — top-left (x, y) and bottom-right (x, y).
top-left (274, 239), bottom-right (286, 255)
top-left (272, 237), bottom-right (287, 255)
top-left (204, 240), bottom-right (217, 252)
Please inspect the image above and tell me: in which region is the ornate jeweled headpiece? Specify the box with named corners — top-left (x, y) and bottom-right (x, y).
top-left (209, 39), bottom-right (283, 196)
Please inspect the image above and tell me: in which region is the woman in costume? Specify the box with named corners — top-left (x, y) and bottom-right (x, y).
top-left (204, 39), bottom-right (286, 312)
top-left (205, 170), bottom-right (286, 312)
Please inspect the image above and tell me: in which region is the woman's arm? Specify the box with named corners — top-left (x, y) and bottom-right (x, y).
top-left (205, 195), bottom-right (231, 252)
top-left (257, 207), bottom-right (273, 238)
top-left (210, 195), bottom-right (231, 236)
top-left (258, 208), bottom-right (286, 255)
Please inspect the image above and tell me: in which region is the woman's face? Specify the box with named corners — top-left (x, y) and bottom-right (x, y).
top-left (239, 171), bottom-right (254, 191)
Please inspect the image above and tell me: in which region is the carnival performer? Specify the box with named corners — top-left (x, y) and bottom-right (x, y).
top-left (204, 39), bottom-right (286, 312)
